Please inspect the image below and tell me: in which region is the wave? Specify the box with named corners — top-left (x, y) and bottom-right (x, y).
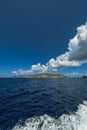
top-left (12, 101), bottom-right (87, 130)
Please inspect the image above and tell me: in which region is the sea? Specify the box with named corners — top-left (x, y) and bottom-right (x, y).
top-left (0, 78), bottom-right (87, 130)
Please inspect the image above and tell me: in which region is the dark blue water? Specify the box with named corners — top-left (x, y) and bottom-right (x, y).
top-left (0, 78), bottom-right (87, 130)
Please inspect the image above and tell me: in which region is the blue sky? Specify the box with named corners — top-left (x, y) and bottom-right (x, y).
top-left (0, 0), bottom-right (87, 77)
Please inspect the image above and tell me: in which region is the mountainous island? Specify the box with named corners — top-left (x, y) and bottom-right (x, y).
top-left (15, 73), bottom-right (67, 78)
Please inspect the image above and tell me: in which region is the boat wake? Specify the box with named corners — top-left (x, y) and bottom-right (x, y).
top-left (12, 101), bottom-right (87, 130)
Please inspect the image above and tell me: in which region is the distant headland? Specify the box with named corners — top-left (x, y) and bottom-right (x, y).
top-left (14, 73), bottom-right (67, 78)
top-left (82, 76), bottom-right (87, 78)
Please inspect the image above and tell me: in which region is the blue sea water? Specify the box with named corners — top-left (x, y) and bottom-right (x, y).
top-left (0, 78), bottom-right (87, 130)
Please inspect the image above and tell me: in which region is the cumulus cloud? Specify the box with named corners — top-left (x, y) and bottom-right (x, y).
top-left (48, 53), bottom-right (80, 70)
top-left (31, 63), bottom-right (48, 73)
top-left (68, 23), bottom-right (87, 61)
top-left (12, 22), bottom-right (87, 75)
top-left (48, 22), bottom-right (87, 70)
top-left (12, 64), bottom-right (48, 76)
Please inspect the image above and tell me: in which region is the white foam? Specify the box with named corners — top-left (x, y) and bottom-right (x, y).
top-left (12, 101), bottom-right (87, 130)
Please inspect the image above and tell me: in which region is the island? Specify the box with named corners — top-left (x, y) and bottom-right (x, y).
top-left (15, 73), bottom-right (67, 78)
top-left (82, 76), bottom-right (87, 78)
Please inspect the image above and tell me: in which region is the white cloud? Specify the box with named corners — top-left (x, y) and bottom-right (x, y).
top-left (31, 63), bottom-right (48, 73)
top-left (68, 22), bottom-right (87, 61)
top-left (66, 72), bottom-right (83, 77)
top-left (12, 64), bottom-right (48, 76)
top-left (12, 69), bottom-right (30, 76)
top-left (48, 53), bottom-right (80, 70)
top-left (48, 22), bottom-right (87, 70)
top-left (12, 71), bottom-right (18, 75)
top-left (12, 22), bottom-right (87, 75)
